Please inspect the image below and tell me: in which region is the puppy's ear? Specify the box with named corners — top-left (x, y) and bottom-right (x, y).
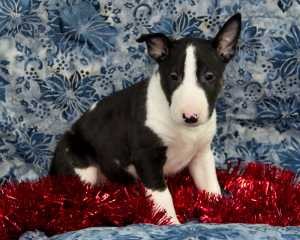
top-left (213, 13), bottom-right (241, 62)
top-left (137, 33), bottom-right (171, 62)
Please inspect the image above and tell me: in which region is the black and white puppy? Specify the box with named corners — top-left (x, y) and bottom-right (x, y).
top-left (50, 14), bottom-right (241, 224)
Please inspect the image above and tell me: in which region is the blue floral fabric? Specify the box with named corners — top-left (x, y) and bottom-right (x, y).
top-left (19, 223), bottom-right (300, 240)
top-left (0, 0), bottom-right (299, 239)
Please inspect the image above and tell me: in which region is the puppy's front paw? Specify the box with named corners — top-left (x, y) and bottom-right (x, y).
top-left (209, 184), bottom-right (222, 195)
top-left (169, 217), bottom-right (180, 225)
top-left (202, 181), bottom-right (222, 196)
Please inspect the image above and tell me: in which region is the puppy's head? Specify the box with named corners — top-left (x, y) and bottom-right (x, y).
top-left (138, 13), bottom-right (241, 126)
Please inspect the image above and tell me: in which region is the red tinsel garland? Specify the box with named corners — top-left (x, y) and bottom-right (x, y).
top-left (1, 162), bottom-right (300, 239)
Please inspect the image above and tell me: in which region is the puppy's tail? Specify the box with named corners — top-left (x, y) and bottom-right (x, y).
top-left (49, 130), bottom-right (93, 176)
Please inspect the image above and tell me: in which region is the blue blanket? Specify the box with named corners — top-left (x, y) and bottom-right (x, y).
top-left (0, 0), bottom-right (299, 239)
top-left (20, 223), bottom-right (300, 240)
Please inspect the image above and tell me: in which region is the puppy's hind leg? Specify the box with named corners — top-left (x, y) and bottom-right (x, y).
top-left (74, 166), bottom-right (100, 185)
top-left (50, 131), bottom-right (102, 186)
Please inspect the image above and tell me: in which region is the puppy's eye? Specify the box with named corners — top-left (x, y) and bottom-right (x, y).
top-left (170, 72), bottom-right (178, 81)
top-left (204, 72), bottom-right (215, 82)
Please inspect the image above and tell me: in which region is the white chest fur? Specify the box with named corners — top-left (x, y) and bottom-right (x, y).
top-left (145, 73), bottom-right (217, 176)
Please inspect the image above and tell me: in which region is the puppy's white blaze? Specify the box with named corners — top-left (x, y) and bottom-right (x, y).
top-left (74, 166), bottom-right (98, 185)
top-left (170, 45), bottom-right (209, 124)
top-left (184, 45), bottom-right (197, 85)
top-left (146, 188), bottom-right (179, 224)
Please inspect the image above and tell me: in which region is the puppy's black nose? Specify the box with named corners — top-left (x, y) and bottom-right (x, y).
top-left (182, 113), bottom-right (198, 124)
